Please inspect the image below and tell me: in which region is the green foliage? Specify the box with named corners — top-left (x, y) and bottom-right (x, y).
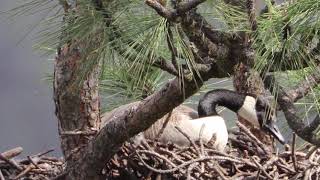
top-left (6, 0), bottom-right (319, 116)
top-left (201, 0), bottom-right (250, 32)
top-left (100, 55), bottom-right (165, 112)
top-left (4, 0), bottom-right (169, 109)
top-left (254, 0), bottom-right (320, 118)
top-left (254, 0), bottom-right (320, 74)
top-left (97, 1), bottom-right (169, 110)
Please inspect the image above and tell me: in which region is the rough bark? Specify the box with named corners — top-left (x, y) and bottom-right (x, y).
top-left (54, 44), bottom-right (101, 170)
top-left (64, 57), bottom-right (225, 178)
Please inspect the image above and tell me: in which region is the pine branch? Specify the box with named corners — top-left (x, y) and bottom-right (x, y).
top-left (287, 66), bottom-right (320, 102)
top-left (166, 24), bottom-right (179, 71)
top-left (246, 0), bottom-right (257, 32)
top-left (153, 57), bottom-right (179, 76)
top-left (145, 0), bottom-right (207, 21)
top-left (264, 66), bottom-right (320, 146)
top-left (92, 0), bottom-right (233, 78)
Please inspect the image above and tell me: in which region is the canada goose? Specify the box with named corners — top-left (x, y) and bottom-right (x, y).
top-left (101, 103), bottom-right (227, 150)
top-left (101, 89), bottom-right (285, 151)
top-left (198, 89), bottom-right (286, 145)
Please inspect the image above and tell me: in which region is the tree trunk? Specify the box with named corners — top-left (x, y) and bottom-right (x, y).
top-left (53, 44), bottom-right (101, 170)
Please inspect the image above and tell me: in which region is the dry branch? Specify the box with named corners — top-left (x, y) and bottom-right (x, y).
top-left (145, 0), bottom-right (207, 21)
top-left (0, 148), bottom-right (62, 180)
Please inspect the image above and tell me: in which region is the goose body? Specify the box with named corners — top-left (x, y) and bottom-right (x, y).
top-left (101, 104), bottom-right (228, 151)
top-left (101, 89), bottom-right (285, 152)
top-left (143, 107), bottom-right (228, 151)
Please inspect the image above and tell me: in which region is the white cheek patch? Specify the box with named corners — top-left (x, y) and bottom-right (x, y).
top-left (237, 96), bottom-right (260, 127)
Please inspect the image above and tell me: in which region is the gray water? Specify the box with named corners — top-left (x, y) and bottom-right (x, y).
top-left (0, 0), bottom-right (61, 156)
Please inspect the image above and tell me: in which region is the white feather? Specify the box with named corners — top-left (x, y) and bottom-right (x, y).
top-left (103, 103), bottom-right (229, 151)
top-left (237, 96), bottom-right (260, 127)
top-left (142, 115), bottom-right (228, 151)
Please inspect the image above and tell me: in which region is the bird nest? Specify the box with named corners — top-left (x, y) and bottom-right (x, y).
top-left (0, 148), bottom-right (63, 180)
top-left (1, 123), bottom-right (320, 179)
top-left (105, 122), bottom-right (320, 179)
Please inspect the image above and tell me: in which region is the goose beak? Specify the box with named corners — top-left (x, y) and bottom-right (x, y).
top-left (264, 122), bottom-right (286, 144)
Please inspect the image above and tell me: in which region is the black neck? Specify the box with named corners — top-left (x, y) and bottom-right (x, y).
top-left (198, 89), bottom-right (246, 117)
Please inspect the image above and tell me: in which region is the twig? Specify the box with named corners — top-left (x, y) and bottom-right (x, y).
top-left (237, 122), bottom-right (269, 154)
top-left (255, 170), bottom-right (261, 180)
top-left (213, 165), bottom-right (228, 180)
top-left (0, 147), bottom-right (23, 160)
top-left (137, 149), bottom-right (255, 173)
top-left (306, 146), bottom-right (318, 159)
top-left (303, 168), bottom-right (311, 180)
top-left (136, 150), bottom-right (180, 174)
top-left (157, 147), bottom-right (184, 164)
top-left (0, 170), bottom-right (4, 180)
top-left (60, 130), bottom-right (97, 136)
top-left (153, 57), bottom-right (179, 76)
top-left (27, 156), bottom-right (41, 169)
top-left (103, 126), bottom-right (320, 179)
top-left (251, 157), bottom-right (273, 180)
top-left (263, 155), bottom-right (278, 169)
top-left (166, 24), bottom-right (179, 71)
top-left (176, 0), bottom-right (207, 14)
top-left (13, 165), bottom-right (33, 180)
top-left (37, 149), bottom-right (55, 158)
top-left (276, 159), bottom-right (296, 173)
top-left (0, 154), bottom-right (23, 171)
top-left (186, 162), bottom-right (198, 180)
top-left (279, 151), bottom-right (306, 158)
top-left (231, 172), bottom-right (254, 179)
top-left (155, 111), bottom-right (173, 141)
top-left (292, 133), bottom-right (298, 171)
top-left (175, 126), bottom-right (201, 155)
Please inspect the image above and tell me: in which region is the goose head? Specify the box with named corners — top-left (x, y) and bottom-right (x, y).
top-left (238, 95), bottom-right (286, 144)
top-left (198, 89), bottom-right (286, 144)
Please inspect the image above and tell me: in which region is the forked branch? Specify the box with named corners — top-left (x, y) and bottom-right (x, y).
top-left (264, 67), bottom-right (320, 146)
top-left (145, 0), bottom-right (207, 21)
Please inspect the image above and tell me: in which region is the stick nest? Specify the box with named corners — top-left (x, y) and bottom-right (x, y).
top-left (1, 122), bottom-right (320, 179)
top-left (0, 149), bottom-right (63, 180)
top-left (105, 123), bottom-right (320, 179)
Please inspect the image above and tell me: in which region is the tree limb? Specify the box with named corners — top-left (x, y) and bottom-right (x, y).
top-left (93, 0), bottom-right (233, 78)
top-left (153, 57), bottom-right (179, 76)
top-left (264, 67), bottom-right (320, 146)
top-left (145, 0), bottom-right (207, 21)
top-left (93, 0), bottom-right (182, 77)
top-left (145, 0), bottom-right (174, 20)
top-left (287, 65), bottom-right (320, 102)
top-left (66, 65), bottom-right (219, 179)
